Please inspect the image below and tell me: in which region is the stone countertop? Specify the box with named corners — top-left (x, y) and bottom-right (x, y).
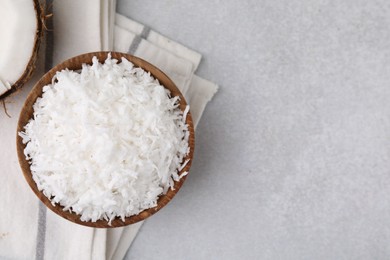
top-left (119, 1), bottom-right (390, 259)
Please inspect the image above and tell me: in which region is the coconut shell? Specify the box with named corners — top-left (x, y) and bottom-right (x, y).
top-left (0, 0), bottom-right (44, 100)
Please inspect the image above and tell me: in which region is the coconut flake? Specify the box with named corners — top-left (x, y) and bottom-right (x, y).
top-left (178, 159), bottom-right (190, 172)
top-left (19, 55), bottom-right (190, 223)
top-left (183, 105), bottom-right (190, 122)
top-left (179, 171), bottom-right (189, 179)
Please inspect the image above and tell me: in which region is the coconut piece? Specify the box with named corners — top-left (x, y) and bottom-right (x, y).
top-left (0, 0), bottom-right (43, 99)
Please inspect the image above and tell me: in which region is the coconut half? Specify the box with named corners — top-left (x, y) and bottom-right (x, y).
top-left (0, 0), bottom-right (43, 98)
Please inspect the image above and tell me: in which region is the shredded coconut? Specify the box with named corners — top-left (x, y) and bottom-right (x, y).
top-left (19, 55), bottom-right (190, 224)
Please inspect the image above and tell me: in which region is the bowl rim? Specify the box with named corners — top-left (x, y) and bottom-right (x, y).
top-left (16, 51), bottom-right (195, 228)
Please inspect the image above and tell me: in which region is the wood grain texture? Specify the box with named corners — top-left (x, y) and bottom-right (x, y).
top-left (16, 51), bottom-right (195, 228)
top-left (0, 0), bottom-right (44, 100)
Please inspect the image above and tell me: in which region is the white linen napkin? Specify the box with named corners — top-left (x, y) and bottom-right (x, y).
top-left (107, 14), bottom-right (217, 260)
top-left (0, 0), bottom-right (217, 259)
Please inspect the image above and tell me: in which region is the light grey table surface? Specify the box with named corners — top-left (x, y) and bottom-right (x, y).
top-left (118, 0), bottom-right (390, 259)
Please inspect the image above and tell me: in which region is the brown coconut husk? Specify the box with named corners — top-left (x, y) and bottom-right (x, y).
top-left (0, 0), bottom-right (46, 100)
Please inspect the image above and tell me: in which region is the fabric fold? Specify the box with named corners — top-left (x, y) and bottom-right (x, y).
top-left (115, 13), bottom-right (202, 70)
top-left (107, 14), bottom-right (218, 260)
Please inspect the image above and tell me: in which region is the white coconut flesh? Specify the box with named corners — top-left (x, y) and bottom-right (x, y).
top-left (0, 0), bottom-right (38, 95)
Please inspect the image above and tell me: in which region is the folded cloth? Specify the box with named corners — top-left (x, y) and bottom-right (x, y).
top-left (107, 14), bottom-right (218, 260)
top-left (114, 13), bottom-right (202, 100)
top-left (114, 27), bottom-right (195, 102)
top-left (0, 1), bottom-right (217, 259)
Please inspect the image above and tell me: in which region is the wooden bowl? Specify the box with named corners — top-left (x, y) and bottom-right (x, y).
top-left (16, 51), bottom-right (195, 228)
